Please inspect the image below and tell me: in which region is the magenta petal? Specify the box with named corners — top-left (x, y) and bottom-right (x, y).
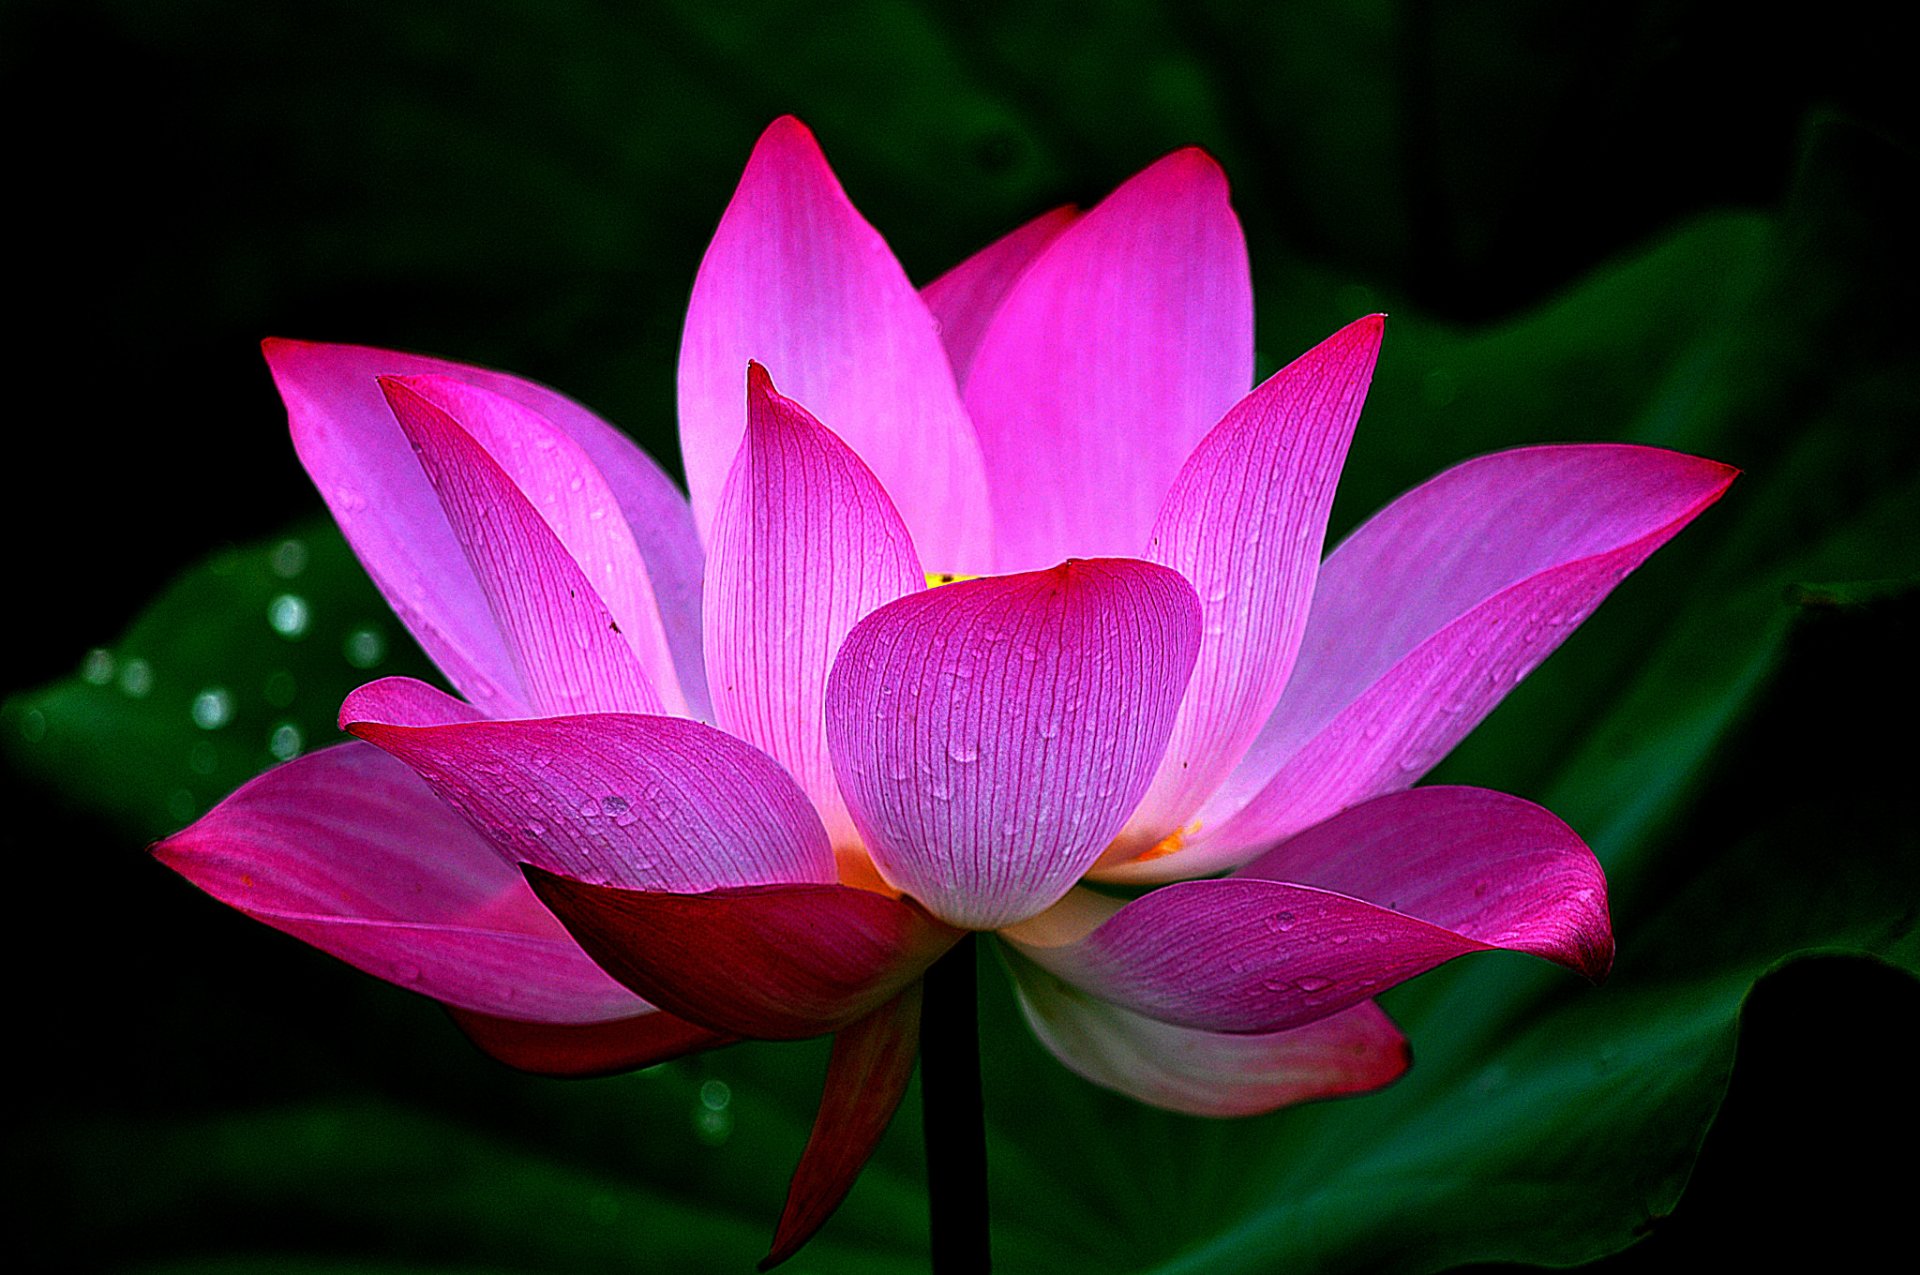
top-left (762, 986), bottom-right (922, 1269)
top-left (1009, 956), bottom-right (1409, 1118)
top-left (1116, 316), bottom-right (1384, 851)
top-left (705, 365), bottom-right (924, 850)
top-left (152, 743), bottom-right (645, 1024)
top-left (1010, 788), bottom-right (1610, 1033)
top-left (678, 117), bottom-right (991, 573)
top-left (920, 205), bottom-right (1079, 391)
top-left (378, 377), bottom-right (669, 716)
top-left (265, 339), bottom-right (706, 718)
top-left (343, 709), bottom-right (836, 893)
top-left (524, 872), bottom-right (956, 1039)
top-left (446, 1006), bottom-right (732, 1079)
top-left (964, 149), bottom-right (1254, 570)
top-left (825, 561), bottom-right (1201, 930)
top-left (338, 676), bottom-right (484, 729)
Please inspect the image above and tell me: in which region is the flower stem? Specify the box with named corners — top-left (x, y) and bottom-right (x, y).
top-left (921, 932), bottom-right (991, 1274)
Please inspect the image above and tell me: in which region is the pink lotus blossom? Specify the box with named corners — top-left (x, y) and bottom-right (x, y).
top-left (155, 117), bottom-right (1734, 1262)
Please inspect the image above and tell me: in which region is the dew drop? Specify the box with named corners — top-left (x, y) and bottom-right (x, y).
top-left (1295, 975), bottom-right (1333, 993)
top-left (947, 740), bottom-right (980, 764)
top-left (577, 797), bottom-right (602, 818)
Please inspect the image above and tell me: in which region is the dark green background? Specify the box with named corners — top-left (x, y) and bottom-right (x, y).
top-left (6, 2), bottom-right (1916, 1272)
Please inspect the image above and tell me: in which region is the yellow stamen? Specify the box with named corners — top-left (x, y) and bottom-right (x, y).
top-left (1134, 821), bottom-right (1201, 863)
top-left (925, 572), bottom-right (978, 588)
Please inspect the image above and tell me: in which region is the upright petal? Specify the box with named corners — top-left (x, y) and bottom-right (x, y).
top-left (1008, 957), bottom-right (1409, 1118)
top-left (377, 377), bottom-right (668, 716)
top-left (151, 743), bottom-right (646, 1024)
top-left (343, 701), bottom-right (836, 893)
top-left (826, 561), bottom-right (1200, 930)
top-left (920, 206), bottom-right (1079, 391)
top-left (1114, 317), bottom-right (1382, 854)
top-left (265, 339), bottom-right (705, 717)
top-left (678, 116), bottom-right (991, 572)
top-left (1133, 444), bottom-right (1739, 879)
top-left (964, 149), bottom-right (1254, 570)
top-left (706, 366), bottom-right (924, 854)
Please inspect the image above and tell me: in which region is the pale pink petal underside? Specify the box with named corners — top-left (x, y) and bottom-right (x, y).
top-left (1009, 956), bottom-right (1409, 1118)
top-left (706, 366), bottom-right (924, 853)
top-left (151, 742), bottom-right (646, 1024)
top-left (964, 149), bottom-right (1254, 571)
top-left (678, 116), bottom-right (991, 573)
top-left (825, 561), bottom-right (1200, 930)
top-left (920, 205), bottom-right (1079, 391)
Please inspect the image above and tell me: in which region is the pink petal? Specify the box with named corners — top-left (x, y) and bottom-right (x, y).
top-left (524, 872), bottom-right (958, 1039)
top-left (265, 339), bottom-right (706, 718)
top-left (342, 699), bottom-right (836, 893)
top-left (920, 205), bottom-right (1079, 391)
top-left (678, 116), bottom-right (991, 573)
top-left (339, 675), bottom-right (484, 729)
top-left (963, 149), bottom-right (1254, 571)
top-left (705, 365), bottom-right (924, 854)
top-left (1008, 956), bottom-right (1409, 1118)
top-left (151, 742), bottom-right (646, 1024)
top-left (762, 986), bottom-right (922, 1269)
top-left (1140, 444), bottom-right (1740, 879)
top-left (1007, 788), bottom-right (1609, 1033)
top-left (825, 560), bottom-right (1200, 930)
top-left (377, 377), bottom-right (668, 716)
top-left (1113, 317), bottom-right (1383, 854)
top-left (446, 1006), bottom-right (732, 1079)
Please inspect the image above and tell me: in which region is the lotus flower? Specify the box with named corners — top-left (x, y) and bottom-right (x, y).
top-left (155, 117), bottom-right (1734, 1264)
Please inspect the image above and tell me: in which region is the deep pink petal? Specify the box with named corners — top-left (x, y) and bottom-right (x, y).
top-left (378, 377), bottom-right (668, 716)
top-left (706, 365), bottom-right (924, 854)
top-left (964, 149), bottom-right (1254, 570)
top-left (1113, 317), bottom-right (1383, 854)
top-left (1008, 956), bottom-right (1409, 1118)
top-left (265, 339), bottom-right (706, 717)
top-left (343, 706), bottom-right (836, 893)
top-left (762, 986), bottom-right (922, 1269)
top-left (446, 1006), bottom-right (732, 1079)
top-left (920, 205), bottom-right (1079, 391)
top-left (524, 872), bottom-right (958, 1039)
top-left (339, 676), bottom-right (484, 729)
top-left (678, 116), bottom-right (991, 573)
top-left (151, 742), bottom-right (645, 1024)
top-left (1008, 788), bottom-right (1609, 1033)
top-left (825, 561), bottom-right (1200, 930)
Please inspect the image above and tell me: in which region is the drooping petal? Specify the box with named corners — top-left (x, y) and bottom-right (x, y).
top-left (151, 742), bottom-right (646, 1024)
top-left (762, 986), bottom-right (923, 1270)
top-left (386, 374), bottom-right (686, 715)
top-left (705, 365), bottom-right (924, 854)
top-left (826, 561), bottom-right (1201, 930)
top-left (339, 676), bottom-right (484, 728)
top-left (920, 205), bottom-right (1079, 391)
top-left (525, 871), bottom-right (957, 1039)
top-left (678, 116), bottom-right (991, 572)
top-left (1113, 316), bottom-right (1383, 855)
top-left (1007, 956), bottom-right (1409, 1118)
top-left (265, 339), bottom-right (706, 717)
top-left (1129, 444), bottom-right (1740, 880)
top-left (342, 702), bottom-right (836, 893)
top-left (378, 377), bottom-right (668, 716)
top-left (1007, 788), bottom-right (1610, 1033)
top-left (446, 1006), bottom-right (731, 1079)
top-left (964, 149), bottom-right (1254, 570)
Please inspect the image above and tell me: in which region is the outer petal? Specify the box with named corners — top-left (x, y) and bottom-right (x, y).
top-left (378, 377), bottom-right (667, 716)
top-left (678, 116), bottom-right (991, 573)
top-left (445, 1006), bottom-right (731, 1080)
top-left (964, 149), bottom-right (1254, 570)
top-left (1134, 444), bottom-right (1739, 880)
top-left (343, 696), bottom-right (836, 893)
top-left (1112, 316), bottom-right (1383, 855)
top-left (265, 339), bottom-right (706, 718)
top-left (920, 205), bottom-right (1079, 391)
top-left (762, 986), bottom-right (923, 1269)
top-left (705, 365), bottom-right (924, 855)
top-left (525, 872), bottom-right (957, 1039)
top-left (826, 561), bottom-right (1200, 930)
top-left (1008, 956), bottom-right (1409, 1118)
top-left (151, 742), bottom-right (646, 1024)
top-left (1007, 788), bottom-right (1610, 1033)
